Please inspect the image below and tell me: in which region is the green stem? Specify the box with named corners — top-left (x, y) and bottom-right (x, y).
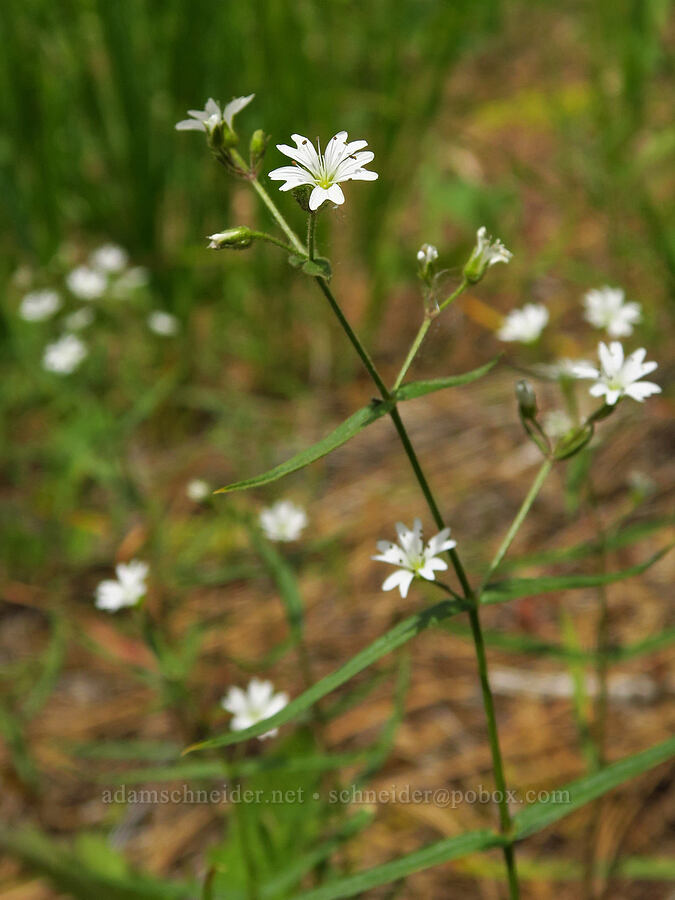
top-left (392, 317), bottom-right (432, 390)
top-left (480, 457), bottom-right (553, 591)
top-left (307, 213), bottom-right (317, 260)
top-left (238, 174), bottom-right (519, 895)
top-left (437, 277), bottom-right (469, 314)
top-left (249, 230), bottom-right (300, 255)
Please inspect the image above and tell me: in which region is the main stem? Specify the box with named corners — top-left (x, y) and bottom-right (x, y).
top-left (316, 276), bottom-right (519, 898)
top-left (244, 175), bottom-right (519, 895)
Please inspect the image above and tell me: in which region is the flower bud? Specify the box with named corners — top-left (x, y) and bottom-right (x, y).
top-left (207, 227), bottom-right (254, 250)
top-left (249, 129), bottom-right (269, 171)
top-left (516, 379), bottom-right (537, 420)
top-left (417, 243), bottom-right (438, 283)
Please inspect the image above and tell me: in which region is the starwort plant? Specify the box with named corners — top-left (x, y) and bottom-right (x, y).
top-left (172, 93), bottom-right (667, 899)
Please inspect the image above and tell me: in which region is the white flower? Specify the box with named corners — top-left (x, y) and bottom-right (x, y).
top-left (497, 303), bottom-right (549, 343)
top-left (572, 341), bottom-right (660, 405)
top-left (95, 560), bottom-right (149, 612)
top-left (90, 243), bottom-right (128, 274)
top-left (268, 131), bottom-right (378, 211)
top-left (175, 95), bottom-right (254, 133)
top-left (543, 410), bottom-right (574, 439)
top-left (259, 500), bottom-right (308, 542)
top-left (372, 518), bottom-right (456, 599)
top-left (110, 266), bottom-right (150, 298)
top-left (42, 334), bottom-right (87, 374)
top-left (464, 226), bottom-right (512, 282)
top-left (64, 307), bottom-right (95, 330)
top-left (148, 310), bottom-right (179, 336)
top-left (20, 289), bottom-right (61, 322)
top-left (66, 265), bottom-right (107, 300)
top-left (583, 287), bottom-right (641, 338)
top-left (221, 678), bottom-right (289, 740)
top-left (417, 243), bottom-right (438, 266)
top-left (187, 479), bottom-right (210, 501)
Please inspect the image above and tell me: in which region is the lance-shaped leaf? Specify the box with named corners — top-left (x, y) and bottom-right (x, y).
top-left (289, 737), bottom-right (675, 899)
top-left (183, 597), bottom-right (466, 753)
top-left (216, 358), bottom-right (499, 493)
top-left (481, 545), bottom-right (671, 604)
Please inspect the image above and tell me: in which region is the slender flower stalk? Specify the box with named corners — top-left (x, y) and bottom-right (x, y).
top-left (205, 148), bottom-right (520, 896)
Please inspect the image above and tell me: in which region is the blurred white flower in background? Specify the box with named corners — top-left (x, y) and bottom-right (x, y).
top-left (187, 479), bottom-right (210, 502)
top-left (90, 243), bottom-right (129, 274)
top-left (497, 303), bottom-right (549, 343)
top-left (111, 266), bottom-right (150, 298)
top-left (259, 500), bottom-right (308, 542)
top-left (95, 560), bottom-right (149, 612)
top-left (20, 289), bottom-right (61, 322)
top-left (573, 342), bottom-right (660, 405)
top-left (372, 518), bottom-right (456, 599)
top-left (269, 131), bottom-right (378, 211)
top-left (42, 334), bottom-right (87, 374)
top-left (221, 678), bottom-right (289, 740)
top-left (583, 287), bottom-right (641, 338)
top-left (543, 410), bottom-right (574, 439)
top-left (64, 307), bottom-right (95, 331)
top-left (175, 95), bottom-right (255, 133)
top-left (67, 265), bottom-right (107, 300)
top-left (148, 310), bottom-right (179, 336)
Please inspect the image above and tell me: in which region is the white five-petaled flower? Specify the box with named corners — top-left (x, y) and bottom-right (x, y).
top-left (464, 226), bottom-right (512, 283)
top-left (572, 342), bottom-right (660, 406)
top-left (20, 289), bottom-right (61, 322)
top-left (95, 560), bottom-right (149, 612)
top-left (497, 303), bottom-right (549, 344)
top-left (221, 678), bottom-right (289, 740)
top-left (268, 131), bottom-right (378, 211)
top-left (175, 95), bottom-right (255, 133)
top-left (42, 334), bottom-right (87, 374)
top-left (148, 310), bottom-right (179, 336)
top-left (90, 244), bottom-right (129, 274)
top-left (372, 519), bottom-right (456, 599)
top-left (66, 265), bottom-right (107, 300)
top-left (583, 286), bottom-right (641, 338)
top-left (259, 500), bottom-right (308, 542)
top-left (187, 479), bottom-right (210, 502)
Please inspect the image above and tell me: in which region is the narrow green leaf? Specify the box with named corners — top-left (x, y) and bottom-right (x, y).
top-left (514, 735), bottom-right (675, 839)
top-left (216, 358), bottom-right (499, 494)
top-left (503, 516), bottom-right (674, 571)
top-left (215, 398), bottom-right (395, 493)
top-left (395, 356), bottom-right (500, 400)
top-left (294, 830), bottom-right (505, 899)
top-left (292, 738), bottom-right (675, 899)
top-left (183, 598), bottom-right (464, 753)
top-left (481, 545), bottom-right (671, 604)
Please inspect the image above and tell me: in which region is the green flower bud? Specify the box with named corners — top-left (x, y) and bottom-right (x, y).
top-left (463, 226), bottom-right (512, 284)
top-left (249, 129), bottom-right (269, 171)
top-left (207, 227), bottom-right (254, 250)
top-left (516, 379), bottom-right (537, 420)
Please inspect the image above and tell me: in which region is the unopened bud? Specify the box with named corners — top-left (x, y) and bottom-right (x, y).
top-left (249, 129), bottom-right (269, 171)
top-left (516, 379), bottom-right (537, 420)
top-left (207, 227), bottom-right (254, 250)
top-left (417, 243), bottom-right (438, 283)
